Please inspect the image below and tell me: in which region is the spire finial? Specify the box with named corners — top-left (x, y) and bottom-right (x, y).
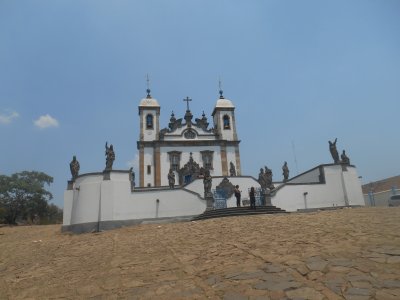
top-left (146, 74), bottom-right (151, 98)
top-left (219, 77), bottom-right (224, 99)
top-left (183, 96), bottom-right (192, 111)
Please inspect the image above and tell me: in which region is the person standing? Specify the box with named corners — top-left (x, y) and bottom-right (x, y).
top-left (234, 185), bottom-right (241, 207)
top-left (249, 186), bottom-right (256, 210)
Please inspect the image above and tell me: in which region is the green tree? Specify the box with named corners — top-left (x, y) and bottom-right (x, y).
top-left (43, 203), bottom-right (63, 224)
top-left (0, 171), bottom-right (53, 224)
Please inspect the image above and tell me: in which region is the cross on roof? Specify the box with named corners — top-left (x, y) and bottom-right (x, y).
top-left (183, 96), bottom-right (192, 111)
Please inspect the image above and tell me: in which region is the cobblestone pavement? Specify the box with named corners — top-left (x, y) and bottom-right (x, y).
top-left (1, 207), bottom-right (400, 299)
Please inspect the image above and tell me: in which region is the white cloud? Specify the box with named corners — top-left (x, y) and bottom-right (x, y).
top-left (0, 111), bottom-right (19, 124)
top-left (34, 114), bottom-right (59, 129)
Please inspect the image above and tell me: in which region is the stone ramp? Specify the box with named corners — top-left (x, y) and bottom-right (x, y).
top-left (192, 205), bottom-right (287, 221)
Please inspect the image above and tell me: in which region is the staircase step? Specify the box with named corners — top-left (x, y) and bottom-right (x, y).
top-left (192, 206), bottom-right (288, 221)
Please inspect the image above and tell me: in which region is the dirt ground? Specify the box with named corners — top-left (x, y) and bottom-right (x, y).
top-left (1, 207), bottom-right (400, 300)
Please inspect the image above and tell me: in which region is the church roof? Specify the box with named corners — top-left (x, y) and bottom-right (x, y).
top-left (139, 96), bottom-right (160, 107)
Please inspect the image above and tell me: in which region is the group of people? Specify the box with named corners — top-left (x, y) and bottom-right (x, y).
top-left (234, 185), bottom-right (257, 209)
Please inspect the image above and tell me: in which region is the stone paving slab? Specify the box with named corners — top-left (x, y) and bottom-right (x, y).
top-left (0, 207), bottom-right (400, 299)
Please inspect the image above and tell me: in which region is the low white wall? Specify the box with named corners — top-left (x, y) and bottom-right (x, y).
top-left (289, 167), bottom-right (322, 184)
top-left (342, 167), bottom-right (365, 206)
top-left (63, 165), bottom-right (365, 229)
top-left (63, 190), bottom-right (73, 225)
top-left (114, 189), bottom-right (205, 220)
top-left (64, 171), bottom-right (206, 227)
top-left (70, 174), bottom-right (103, 225)
top-left (272, 165), bottom-right (364, 211)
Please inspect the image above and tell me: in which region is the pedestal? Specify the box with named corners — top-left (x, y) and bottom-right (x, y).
top-left (67, 180), bottom-right (74, 190)
top-left (205, 195), bottom-right (214, 210)
top-left (103, 171), bottom-right (111, 180)
top-left (263, 193), bottom-right (272, 206)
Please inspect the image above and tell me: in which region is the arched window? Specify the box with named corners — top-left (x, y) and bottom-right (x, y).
top-left (146, 114), bottom-right (154, 129)
top-left (223, 115), bottom-right (230, 129)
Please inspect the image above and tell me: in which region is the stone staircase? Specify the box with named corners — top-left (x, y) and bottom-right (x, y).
top-left (191, 205), bottom-right (288, 221)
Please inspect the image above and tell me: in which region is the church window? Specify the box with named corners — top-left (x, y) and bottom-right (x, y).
top-left (146, 114), bottom-right (154, 129)
top-left (147, 165), bottom-right (151, 174)
top-left (223, 115), bottom-right (230, 129)
top-left (201, 151), bottom-right (214, 170)
top-left (168, 151), bottom-right (182, 171)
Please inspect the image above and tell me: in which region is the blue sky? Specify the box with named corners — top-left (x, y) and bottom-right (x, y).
top-left (1, 0), bottom-right (399, 207)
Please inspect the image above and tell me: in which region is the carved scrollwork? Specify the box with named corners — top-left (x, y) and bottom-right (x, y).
top-left (178, 152), bottom-right (205, 185)
top-left (184, 129), bottom-right (196, 139)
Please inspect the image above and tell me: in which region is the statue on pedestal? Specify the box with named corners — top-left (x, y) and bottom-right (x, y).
top-left (282, 161), bottom-right (289, 182)
top-left (341, 150), bottom-right (350, 165)
top-left (129, 167), bottom-right (135, 188)
top-left (329, 138), bottom-right (339, 164)
top-left (168, 169), bottom-right (175, 189)
top-left (264, 166), bottom-right (274, 190)
top-left (203, 169), bottom-right (212, 198)
top-left (258, 168), bottom-right (266, 190)
top-left (105, 142), bottom-right (115, 171)
top-left (229, 162), bottom-right (236, 176)
top-left (69, 156), bottom-right (80, 180)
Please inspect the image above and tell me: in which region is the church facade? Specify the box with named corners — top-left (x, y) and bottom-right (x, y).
top-left (137, 89), bottom-right (241, 187)
top-left (62, 85), bottom-right (366, 234)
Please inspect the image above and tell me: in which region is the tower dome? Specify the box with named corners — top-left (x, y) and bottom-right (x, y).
top-left (215, 97), bottom-right (235, 108)
top-left (214, 88), bottom-right (234, 109)
top-left (138, 87), bottom-right (160, 108)
top-left (139, 96), bottom-right (160, 107)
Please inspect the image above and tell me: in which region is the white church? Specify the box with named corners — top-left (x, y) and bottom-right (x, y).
top-left (138, 88), bottom-right (241, 188)
top-left (63, 87), bottom-right (365, 233)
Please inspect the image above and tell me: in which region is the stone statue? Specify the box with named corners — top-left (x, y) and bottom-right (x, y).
top-left (229, 162), bottom-right (236, 176)
top-left (104, 142), bottom-right (115, 171)
top-left (203, 169), bottom-right (212, 198)
top-left (168, 169), bottom-right (175, 189)
top-left (282, 161), bottom-right (289, 182)
top-left (258, 168), bottom-right (266, 190)
top-left (329, 138), bottom-right (339, 164)
top-left (264, 166), bottom-right (274, 190)
top-left (129, 167), bottom-right (135, 187)
top-left (69, 155), bottom-right (80, 180)
top-left (341, 150), bottom-right (350, 165)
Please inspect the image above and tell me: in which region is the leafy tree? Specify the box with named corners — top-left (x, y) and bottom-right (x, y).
top-left (42, 203), bottom-right (63, 224)
top-left (0, 171), bottom-right (54, 224)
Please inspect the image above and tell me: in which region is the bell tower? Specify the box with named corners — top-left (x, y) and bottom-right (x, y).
top-left (138, 87), bottom-right (160, 187)
top-left (212, 88), bottom-right (241, 176)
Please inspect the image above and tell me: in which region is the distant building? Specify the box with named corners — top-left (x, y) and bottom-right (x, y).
top-left (362, 175), bottom-right (400, 206)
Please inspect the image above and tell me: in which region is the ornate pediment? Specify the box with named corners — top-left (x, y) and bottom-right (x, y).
top-left (216, 177), bottom-right (235, 199)
top-left (178, 152), bottom-right (205, 185)
top-left (183, 129), bottom-right (196, 139)
top-left (159, 110), bottom-right (214, 139)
